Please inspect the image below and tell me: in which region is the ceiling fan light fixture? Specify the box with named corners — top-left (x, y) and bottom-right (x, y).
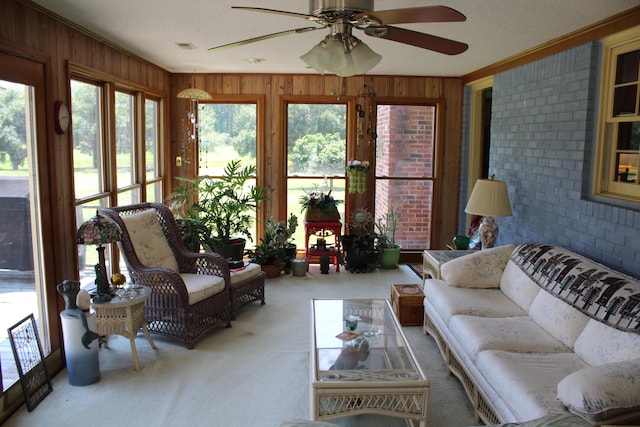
top-left (300, 32), bottom-right (380, 77)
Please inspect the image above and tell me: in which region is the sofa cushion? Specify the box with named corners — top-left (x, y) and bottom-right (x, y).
top-left (574, 319), bottom-right (640, 366)
top-left (557, 358), bottom-right (640, 423)
top-left (181, 273), bottom-right (226, 305)
top-left (500, 260), bottom-right (542, 312)
top-left (477, 350), bottom-right (588, 421)
top-left (449, 315), bottom-right (570, 361)
top-left (121, 208), bottom-right (180, 272)
top-left (478, 413), bottom-right (592, 427)
top-left (528, 290), bottom-right (589, 350)
top-left (440, 244), bottom-right (515, 288)
top-left (424, 279), bottom-right (527, 325)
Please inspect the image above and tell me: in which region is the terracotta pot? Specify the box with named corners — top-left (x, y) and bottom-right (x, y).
top-left (261, 264), bottom-right (282, 278)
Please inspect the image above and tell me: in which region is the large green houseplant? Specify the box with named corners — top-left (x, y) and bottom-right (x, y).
top-left (167, 160), bottom-right (268, 260)
top-left (375, 206), bottom-right (402, 269)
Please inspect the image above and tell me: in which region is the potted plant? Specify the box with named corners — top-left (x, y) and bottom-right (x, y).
top-left (340, 208), bottom-right (376, 273)
top-left (247, 214), bottom-right (297, 278)
top-left (299, 186), bottom-right (343, 221)
top-left (375, 206), bottom-right (402, 269)
top-left (167, 159), bottom-right (268, 261)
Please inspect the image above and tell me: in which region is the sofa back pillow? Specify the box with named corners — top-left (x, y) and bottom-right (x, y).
top-left (121, 208), bottom-right (180, 272)
top-left (500, 260), bottom-right (542, 312)
top-left (440, 244), bottom-right (515, 288)
top-left (574, 319), bottom-right (640, 366)
top-left (529, 289), bottom-right (590, 349)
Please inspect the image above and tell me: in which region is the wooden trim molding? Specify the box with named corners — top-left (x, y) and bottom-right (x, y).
top-left (463, 6), bottom-right (640, 84)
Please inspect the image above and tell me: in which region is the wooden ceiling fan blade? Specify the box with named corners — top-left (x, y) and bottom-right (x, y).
top-left (355, 6), bottom-right (466, 25)
top-left (208, 27), bottom-right (323, 52)
top-left (364, 26), bottom-right (468, 55)
top-left (232, 6), bottom-right (320, 22)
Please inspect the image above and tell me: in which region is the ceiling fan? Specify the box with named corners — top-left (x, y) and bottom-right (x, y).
top-left (208, 0), bottom-right (468, 76)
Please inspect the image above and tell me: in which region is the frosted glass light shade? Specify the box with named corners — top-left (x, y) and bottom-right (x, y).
top-left (300, 36), bottom-right (380, 77)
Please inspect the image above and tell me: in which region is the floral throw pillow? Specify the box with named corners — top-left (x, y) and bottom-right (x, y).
top-left (441, 244), bottom-right (515, 288)
top-left (121, 209), bottom-right (179, 272)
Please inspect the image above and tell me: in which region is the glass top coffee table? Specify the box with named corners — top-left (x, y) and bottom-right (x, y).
top-left (310, 298), bottom-right (429, 426)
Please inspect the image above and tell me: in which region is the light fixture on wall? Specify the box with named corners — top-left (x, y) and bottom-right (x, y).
top-left (464, 176), bottom-right (512, 249)
top-left (300, 21), bottom-right (381, 77)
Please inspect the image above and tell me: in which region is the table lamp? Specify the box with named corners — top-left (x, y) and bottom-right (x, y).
top-left (464, 177), bottom-right (512, 249)
top-left (77, 211), bottom-right (122, 302)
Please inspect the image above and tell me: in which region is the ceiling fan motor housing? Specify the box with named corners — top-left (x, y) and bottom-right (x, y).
top-left (310, 0), bottom-right (373, 17)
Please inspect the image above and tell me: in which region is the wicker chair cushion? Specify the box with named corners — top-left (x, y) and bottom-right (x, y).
top-left (230, 262), bottom-right (262, 285)
top-left (121, 209), bottom-right (179, 272)
top-left (181, 273), bottom-right (226, 305)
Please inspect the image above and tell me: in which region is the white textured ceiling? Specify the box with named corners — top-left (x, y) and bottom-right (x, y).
top-left (31, 0), bottom-right (640, 77)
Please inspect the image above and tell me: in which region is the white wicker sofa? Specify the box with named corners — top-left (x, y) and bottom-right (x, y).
top-left (423, 242), bottom-right (640, 426)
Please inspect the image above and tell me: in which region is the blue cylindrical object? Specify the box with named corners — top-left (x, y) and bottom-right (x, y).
top-left (60, 311), bottom-right (100, 386)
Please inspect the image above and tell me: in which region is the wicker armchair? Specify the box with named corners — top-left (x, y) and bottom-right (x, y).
top-left (99, 202), bottom-right (231, 349)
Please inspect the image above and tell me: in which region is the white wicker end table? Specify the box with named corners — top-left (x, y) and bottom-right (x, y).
top-left (91, 286), bottom-right (157, 371)
top-left (310, 298), bottom-right (429, 426)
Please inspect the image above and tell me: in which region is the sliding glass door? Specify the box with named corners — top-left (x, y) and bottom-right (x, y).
top-left (0, 56), bottom-right (52, 394)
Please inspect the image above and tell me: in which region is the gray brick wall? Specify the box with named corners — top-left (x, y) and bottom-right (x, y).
top-left (469, 42), bottom-right (640, 277)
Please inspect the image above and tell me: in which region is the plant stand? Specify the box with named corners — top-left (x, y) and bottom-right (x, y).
top-left (304, 220), bottom-right (341, 272)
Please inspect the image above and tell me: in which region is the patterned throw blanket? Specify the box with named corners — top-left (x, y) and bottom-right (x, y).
top-left (512, 243), bottom-right (640, 333)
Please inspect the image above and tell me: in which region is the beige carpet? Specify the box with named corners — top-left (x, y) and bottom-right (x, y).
top-left (4, 265), bottom-right (476, 427)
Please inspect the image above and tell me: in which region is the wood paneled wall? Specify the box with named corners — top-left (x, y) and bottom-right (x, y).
top-left (169, 73), bottom-right (464, 254)
top-left (0, 1), bottom-right (169, 417)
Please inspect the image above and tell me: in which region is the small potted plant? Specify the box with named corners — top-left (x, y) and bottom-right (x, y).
top-left (375, 206), bottom-right (402, 269)
top-left (340, 208), bottom-right (376, 273)
top-left (299, 185), bottom-right (343, 222)
top-left (247, 214), bottom-right (297, 278)
top-left (167, 160), bottom-right (268, 261)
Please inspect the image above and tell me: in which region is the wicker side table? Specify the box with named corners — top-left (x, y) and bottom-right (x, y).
top-left (92, 286), bottom-right (157, 371)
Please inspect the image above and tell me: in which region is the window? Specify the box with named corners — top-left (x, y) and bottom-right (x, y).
top-left (71, 75), bottom-right (164, 282)
top-left (375, 102), bottom-right (441, 250)
top-left (285, 100), bottom-right (349, 246)
top-left (197, 100), bottom-right (260, 245)
top-left (595, 27), bottom-right (640, 203)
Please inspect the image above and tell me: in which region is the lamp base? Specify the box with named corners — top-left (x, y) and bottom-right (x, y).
top-left (479, 216), bottom-right (499, 249)
top-left (92, 293), bottom-right (112, 303)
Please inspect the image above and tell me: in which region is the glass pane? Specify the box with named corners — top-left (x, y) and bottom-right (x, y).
top-left (117, 189), bottom-right (140, 206)
top-left (71, 80), bottom-right (104, 198)
top-left (615, 50), bottom-right (640, 84)
top-left (615, 153), bottom-right (638, 183)
top-left (146, 181), bottom-right (162, 203)
top-left (375, 179), bottom-right (432, 250)
top-left (198, 103), bottom-right (257, 176)
top-left (287, 103), bottom-right (347, 176)
top-left (0, 80), bottom-right (49, 389)
top-left (115, 91), bottom-right (135, 188)
top-left (145, 99), bottom-right (159, 180)
top-left (613, 85), bottom-right (638, 116)
top-left (375, 104), bottom-right (435, 178)
top-left (616, 121), bottom-right (640, 151)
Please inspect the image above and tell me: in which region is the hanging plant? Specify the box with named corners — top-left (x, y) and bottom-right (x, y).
top-left (346, 159), bottom-right (370, 194)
